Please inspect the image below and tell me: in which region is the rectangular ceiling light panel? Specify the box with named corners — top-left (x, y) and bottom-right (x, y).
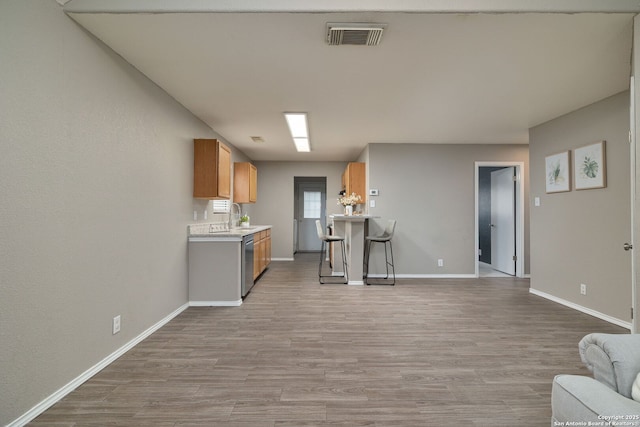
top-left (284, 113), bottom-right (310, 152)
top-left (293, 138), bottom-right (310, 152)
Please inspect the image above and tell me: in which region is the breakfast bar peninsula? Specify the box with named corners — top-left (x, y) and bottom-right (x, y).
top-left (330, 214), bottom-right (375, 285)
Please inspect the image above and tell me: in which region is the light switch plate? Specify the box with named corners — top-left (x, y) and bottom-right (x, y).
top-left (534, 197), bottom-right (540, 207)
top-left (370, 200), bottom-right (376, 208)
top-left (112, 315), bottom-right (121, 335)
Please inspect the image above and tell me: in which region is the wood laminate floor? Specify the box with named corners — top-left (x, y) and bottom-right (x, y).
top-left (30, 253), bottom-right (626, 426)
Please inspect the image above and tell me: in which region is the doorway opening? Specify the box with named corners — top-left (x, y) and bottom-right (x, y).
top-left (293, 177), bottom-right (327, 254)
top-left (475, 162), bottom-right (525, 278)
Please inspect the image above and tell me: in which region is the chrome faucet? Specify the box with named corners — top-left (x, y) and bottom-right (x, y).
top-left (229, 203), bottom-right (241, 229)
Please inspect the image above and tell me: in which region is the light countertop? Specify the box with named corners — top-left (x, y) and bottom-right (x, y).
top-left (188, 223), bottom-right (271, 241)
top-left (330, 214), bottom-right (377, 221)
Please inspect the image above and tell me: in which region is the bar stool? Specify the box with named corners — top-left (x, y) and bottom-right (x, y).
top-left (364, 219), bottom-right (396, 286)
top-left (315, 220), bottom-right (348, 284)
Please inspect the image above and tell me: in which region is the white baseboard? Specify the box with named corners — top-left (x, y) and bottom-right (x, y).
top-left (368, 273), bottom-right (530, 279)
top-left (392, 273), bottom-right (478, 279)
top-left (8, 302), bottom-right (190, 427)
top-left (189, 300), bottom-right (242, 307)
top-left (529, 288), bottom-right (631, 330)
top-left (271, 257), bottom-right (294, 261)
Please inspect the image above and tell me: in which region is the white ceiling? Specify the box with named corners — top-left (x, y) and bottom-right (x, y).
top-left (65, 1), bottom-right (636, 161)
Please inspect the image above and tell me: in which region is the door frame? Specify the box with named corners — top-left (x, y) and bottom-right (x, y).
top-left (631, 74), bottom-right (638, 333)
top-left (474, 161), bottom-right (525, 278)
top-left (293, 177), bottom-right (327, 253)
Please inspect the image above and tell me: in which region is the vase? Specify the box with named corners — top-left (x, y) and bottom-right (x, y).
top-left (345, 205), bottom-right (353, 216)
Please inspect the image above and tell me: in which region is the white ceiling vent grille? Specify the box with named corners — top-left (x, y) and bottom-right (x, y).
top-left (326, 23), bottom-right (386, 46)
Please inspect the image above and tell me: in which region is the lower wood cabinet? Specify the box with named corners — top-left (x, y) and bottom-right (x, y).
top-left (253, 228), bottom-right (271, 280)
top-left (253, 236), bottom-right (262, 280)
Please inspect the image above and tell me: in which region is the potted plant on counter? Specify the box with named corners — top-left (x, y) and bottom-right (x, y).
top-left (240, 214), bottom-right (250, 227)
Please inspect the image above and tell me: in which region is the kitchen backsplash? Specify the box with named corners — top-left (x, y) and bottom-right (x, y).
top-left (191, 199), bottom-right (253, 224)
top-left (191, 199), bottom-right (226, 223)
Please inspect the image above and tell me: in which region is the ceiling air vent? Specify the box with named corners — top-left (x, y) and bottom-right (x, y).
top-left (326, 23), bottom-right (386, 46)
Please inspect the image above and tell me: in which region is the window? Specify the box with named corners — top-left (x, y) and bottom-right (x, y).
top-left (304, 191), bottom-right (321, 218)
top-left (212, 200), bottom-right (230, 213)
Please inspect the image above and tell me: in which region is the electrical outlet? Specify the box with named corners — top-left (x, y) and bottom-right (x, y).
top-left (580, 284), bottom-right (587, 295)
top-left (112, 315), bottom-right (121, 335)
top-left (438, 259), bottom-right (444, 267)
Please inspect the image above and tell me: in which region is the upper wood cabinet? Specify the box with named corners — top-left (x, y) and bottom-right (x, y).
top-left (342, 162), bottom-right (366, 203)
top-left (233, 162), bottom-right (257, 203)
top-left (193, 139), bottom-right (231, 199)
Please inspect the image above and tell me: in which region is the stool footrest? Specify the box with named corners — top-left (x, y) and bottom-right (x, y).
top-left (319, 239), bottom-right (348, 284)
top-left (363, 239), bottom-right (395, 286)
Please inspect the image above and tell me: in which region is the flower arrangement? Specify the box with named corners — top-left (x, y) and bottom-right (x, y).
top-left (338, 192), bottom-right (362, 206)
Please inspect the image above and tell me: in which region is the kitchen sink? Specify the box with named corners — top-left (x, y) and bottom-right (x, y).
top-left (232, 226), bottom-right (258, 232)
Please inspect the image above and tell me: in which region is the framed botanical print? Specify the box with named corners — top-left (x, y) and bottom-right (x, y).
top-left (574, 141), bottom-right (606, 190)
top-left (545, 150), bottom-right (571, 193)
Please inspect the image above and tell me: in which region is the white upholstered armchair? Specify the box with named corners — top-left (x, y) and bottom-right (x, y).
top-left (552, 333), bottom-right (640, 425)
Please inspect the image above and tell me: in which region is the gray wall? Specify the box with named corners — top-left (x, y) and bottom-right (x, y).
top-left (0, 1), bottom-right (224, 424)
top-left (253, 145), bottom-right (530, 276)
top-left (529, 91), bottom-right (632, 323)
top-left (366, 143), bottom-right (530, 275)
top-left (253, 161), bottom-right (347, 259)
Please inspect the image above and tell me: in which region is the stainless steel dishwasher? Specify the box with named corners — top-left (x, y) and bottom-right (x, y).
top-left (241, 235), bottom-right (254, 297)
